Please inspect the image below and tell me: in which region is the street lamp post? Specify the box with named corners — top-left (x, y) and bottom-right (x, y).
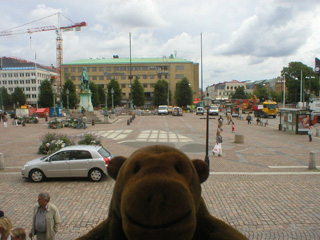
top-left (105, 88), bottom-right (108, 116)
top-left (53, 88), bottom-right (57, 117)
top-left (66, 89), bottom-right (70, 116)
top-left (203, 94), bottom-right (213, 167)
top-left (111, 88), bottom-right (114, 114)
top-left (0, 90), bottom-right (2, 111)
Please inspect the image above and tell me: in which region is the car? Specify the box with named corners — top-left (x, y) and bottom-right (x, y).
top-left (158, 105), bottom-right (169, 115)
top-left (21, 145), bottom-right (113, 182)
top-left (172, 107), bottom-right (183, 116)
top-left (196, 107), bottom-right (204, 115)
top-left (209, 106), bottom-right (219, 116)
top-left (168, 106), bottom-right (173, 114)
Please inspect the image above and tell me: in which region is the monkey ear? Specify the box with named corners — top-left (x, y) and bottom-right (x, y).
top-left (192, 159), bottom-right (209, 183)
top-left (107, 156), bottom-right (127, 180)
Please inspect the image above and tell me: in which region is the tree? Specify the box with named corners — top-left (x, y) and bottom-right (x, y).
top-left (11, 87), bottom-right (26, 106)
top-left (132, 78), bottom-right (145, 107)
top-left (0, 87), bottom-right (11, 109)
top-left (38, 80), bottom-right (54, 107)
top-left (62, 79), bottom-right (77, 109)
top-left (253, 84), bottom-right (268, 102)
top-left (153, 80), bottom-right (168, 106)
top-left (231, 86), bottom-right (247, 99)
top-left (97, 85), bottom-right (106, 106)
top-left (89, 82), bottom-right (100, 107)
top-left (175, 78), bottom-right (193, 107)
top-left (107, 79), bottom-right (122, 108)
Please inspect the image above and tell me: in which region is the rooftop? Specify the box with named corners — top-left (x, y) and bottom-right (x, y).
top-left (0, 57), bottom-right (56, 72)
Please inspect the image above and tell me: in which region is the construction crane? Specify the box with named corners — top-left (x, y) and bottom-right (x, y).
top-left (0, 12), bottom-right (87, 106)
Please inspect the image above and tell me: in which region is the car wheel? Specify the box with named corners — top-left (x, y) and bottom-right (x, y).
top-left (89, 169), bottom-right (104, 182)
top-left (30, 169), bottom-right (44, 182)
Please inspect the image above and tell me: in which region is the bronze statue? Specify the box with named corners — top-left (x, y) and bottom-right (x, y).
top-left (81, 67), bottom-right (89, 91)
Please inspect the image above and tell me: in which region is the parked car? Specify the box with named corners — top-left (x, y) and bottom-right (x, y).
top-left (172, 107), bottom-right (183, 116)
top-left (158, 105), bottom-right (169, 115)
top-left (196, 107), bottom-right (204, 115)
top-left (21, 145), bottom-right (113, 182)
top-left (209, 106), bottom-right (219, 116)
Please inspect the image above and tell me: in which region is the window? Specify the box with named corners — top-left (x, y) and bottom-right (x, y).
top-left (99, 76), bottom-right (104, 80)
top-left (92, 76), bottom-right (97, 80)
top-left (142, 66), bottom-right (148, 71)
top-left (8, 80), bottom-right (13, 84)
top-left (72, 68), bottom-right (76, 72)
top-left (99, 67), bottom-right (104, 71)
top-left (64, 68), bottom-right (69, 72)
top-left (150, 83), bottom-right (155, 88)
top-left (26, 73), bottom-right (30, 77)
top-left (72, 76), bottom-right (76, 80)
top-left (26, 94), bottom-right (30, 98)
top-left (2, 74), bottom-right (7, 77)
top-left (14, 80), bottom-right (19, 84)
top-left (32, 80), bottom-right (36, 84)
top-left (92, 67), bottom-right (97, 72)
top-left (175, 74), bottom-right (184, 79)
top-left (8, 73), bottom-right (13, 78)
top-left (114, 67), bottom-right (120, 71)
top-left (71, 150), bottom-right (92, 160)
top-left (175, 65), bottom-right (184, 70)
top-left (143, 75), bottom-right (147, 79)
top-left (26, 80), bottom-right (30, 84)
top-left (3, 80), bottom-right (7, 84)
top-left (106, 67), bottom-right (111, 71)
top-left (32, 87), bottom-right (36, 91)
top-left (78, 67), bottom-right (82, 72)
top-left (26, 87), bottom-right (30, 91)
top-left (32, 94), bottom-right (37, 98)
top-left (14, 73), bottom-right (18, 77)
top-left (143, 84), bottom-right (148, 88)
top-left (121, 75), bottom-right (126, 80)
top-left (87, 67), bottom-right (90, 72)
top-left (121, 84), bottom-right (126, 88)
top-left (51, 151), bottom-right (70, 161)
top-left (107, 76), bottom-right (112, 80)
top-left (150, 75), bottom-right (155, 79)
top-left (120, 66), bottom-right (126, 71)
top-left (134, 66), bottom-right (140, 71)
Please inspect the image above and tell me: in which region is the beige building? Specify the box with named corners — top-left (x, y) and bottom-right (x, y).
top-left (207, 80), bottom-right (246, 100)
top-left (62, 55), bottom-right (199, 106)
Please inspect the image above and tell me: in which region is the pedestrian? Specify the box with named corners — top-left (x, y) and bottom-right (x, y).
top-left (29, 192), bottom-right (61, 240)
top-left (229, 114), bottom-right (233, 125)
top-left (216, 130), bottom-right (223, 156)
top-left (218, 115), bottom-right (223, 131)
top-left (0, 216), bottom-right (13, 240)
top-left (77, 115), bottom-right (82, 129)
top-left (0, 111), bottom-right (2, 123)
top-left (256, 116), bottom-right (261, 125)
top-left (3, 115), bottom-right (8, 128)
top-left (11, 228), bottom-right (26, 240)
top-left (308, 125), bottom-right (313, 142)
top-left (246, 114), bottom-right (252, 124)
top-left (232, 122), bottom-right (235, 133)
top-left (14, 113), bottom-right (18, 127)
top-left (82, 114), bottom-right (87, 129)
top-left (81, 107), bottom-right (85, 115)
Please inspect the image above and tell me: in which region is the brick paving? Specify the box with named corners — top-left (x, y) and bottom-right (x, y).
top-left (0, 113), bottom-right (319, 239)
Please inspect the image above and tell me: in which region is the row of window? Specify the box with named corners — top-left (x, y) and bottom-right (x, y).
top-left (71, 74), bottom-right (184, 81)
top-left (64, 65), bottom-right (184, 73)
top-left (5, 87), bottom-right (37, 91)
top-left (0, 79), bottom-right (38, 85)
top-left (1, 72), bottom-right (51, 79)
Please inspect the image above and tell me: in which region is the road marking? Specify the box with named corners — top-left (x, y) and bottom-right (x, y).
top-left (83, 130), bottom-right (133, 140)
top-left (269, 166), bottom-right (320, 169)
top-left (136, 130), bottom-right (193, 143)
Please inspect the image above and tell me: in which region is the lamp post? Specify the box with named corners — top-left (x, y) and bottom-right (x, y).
top-left (0, 89), bottom-right (2, 111)
top-left (111, 88), bottom-right (114, 114)
top-left (105, 87), bottom-right (108, 116)
top-left (52, 88), bottom-right (57, 117)
top-left (66, 89), bottom-right (70, 116)
top-left (203, 94), bottom-right (213, 167)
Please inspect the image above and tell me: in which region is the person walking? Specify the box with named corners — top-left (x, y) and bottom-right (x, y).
top-left (77, 115), bottom-right (82, 129)
top-left (232, 122), bottom-right (235, 133)
top-left (218, 115), bottom-right (224, 131)
top-left (3, 114), bottom-right (8, 128)
top-left (308, 125), bottom-right (313, 142)
top-left (29, 192), bottom-right (61, 240)
top-left (0, 216), bottom-right (13, 240)
top-left (14, 113), bottom-right (18, 127)
top-left (216, 130), bottom-right (223, 156)
top-left (246, 114), bottom-right (252, 124)
top-left (11, 228), bottom-right (26, 240)
top-left (82, 114), bottom-right (87, 129)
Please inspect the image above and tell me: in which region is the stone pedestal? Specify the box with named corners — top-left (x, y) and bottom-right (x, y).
top-left (78, 90), bottom-right (94, 112)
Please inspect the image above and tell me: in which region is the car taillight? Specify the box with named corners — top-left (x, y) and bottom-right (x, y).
top-left (103, 157), bottom-right (110, 165)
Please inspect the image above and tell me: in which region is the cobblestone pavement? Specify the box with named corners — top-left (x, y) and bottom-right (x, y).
top-left (0, 113), bottom-right (319, 239)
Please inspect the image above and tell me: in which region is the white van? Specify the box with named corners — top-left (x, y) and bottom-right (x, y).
top-left (158, 105), bottom-right (168, 115)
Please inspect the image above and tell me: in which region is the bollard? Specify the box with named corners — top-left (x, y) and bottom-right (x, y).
top-left (0, 153), bottom-right (4, 170)
top-left (308, 152), bottom-right (316, 170)
top-left (127, 119), bottom-right (130, 126)
top-left (234, 134), bottom-right (244, 143)
top-left (316, 128), bottom-right (320, 137)
top-left (45, 116), bottom-right (48, 122)
top-left (92, 120), bottom-right (95, 126)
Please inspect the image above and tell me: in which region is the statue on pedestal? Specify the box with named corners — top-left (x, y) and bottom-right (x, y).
top-left (81, 67), bottom-right (90, 91)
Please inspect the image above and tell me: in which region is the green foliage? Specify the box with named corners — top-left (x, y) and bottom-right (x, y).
top-left (62, 79), bottom-right (77, 109)
top-left (38, 133), bottom-right (74, 155)
top-left (175, 78), bottom-right (193, 107)
top-left (253, 84), bottom-right (268, 101)
top-left (39, 80), bottom-right (54, 107)
top-left (97, 85), bottom-right (106, 106)
top-left (48, 118), bottom-right (64, 129)
top-left (107, 79), bottom-right (122, 107)
top-left (78, 133), bottom-right (101, 146)
top-left (11, 87), bottom-right (26, 106)
top-left (231, 86), bottom-right (247, 99)
top-left (89, 82), bottom-right (100, 107)
top-left (0, 87), bottom-right (12, 109)
top-left (132, 78), bottom-right (145, 107)
top-left (153, 80), bottom-right (168, 106)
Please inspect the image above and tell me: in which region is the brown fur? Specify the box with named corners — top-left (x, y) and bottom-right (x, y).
top-left (77, 145), bottom-right (248, 240)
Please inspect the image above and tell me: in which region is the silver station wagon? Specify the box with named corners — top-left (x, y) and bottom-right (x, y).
top-left (21, 145), bottom-right (112, 182)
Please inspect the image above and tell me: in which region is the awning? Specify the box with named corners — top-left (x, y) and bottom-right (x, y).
top-left (36, 108), bottom-right (48, 113)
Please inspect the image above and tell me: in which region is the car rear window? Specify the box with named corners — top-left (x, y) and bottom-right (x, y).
top-left (98, 147), bottom-right (112, 158)
top-left (72, 150), bottom-right (92, 160)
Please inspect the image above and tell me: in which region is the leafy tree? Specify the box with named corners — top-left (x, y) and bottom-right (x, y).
top-left (39, 80), bottom-right (54, 107)
top-left (231, 86), bottom-right (247, 99)
top-left (97, 84), bottom-right (106, 106)
top-left (89, 82), bottom-right (100, 107)
top-left (132, 78), bottom-right (145, 107)
top-left (11, 87), bottom-right (26, 106)
top-left (175, 78), bottom-right (193, 107)
top-left (0, 87), bottom-right (11, 109)
top-left (253, 84), bottom-right (268, 102)
top-left (106, 79), bottom-right (122, 108)
top-left (153, 80), bottom-right (168, 106)
top-left (62, 79), bottom-right (77, 109)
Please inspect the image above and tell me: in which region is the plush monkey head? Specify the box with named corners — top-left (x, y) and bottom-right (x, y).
top-left (107, 145), bottom-right (209, 240)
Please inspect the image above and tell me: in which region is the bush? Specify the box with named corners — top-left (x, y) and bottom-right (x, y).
top-left (38, 133), bottom-right (74, 155)
top-left (78, 133), bottom-right (101, 146)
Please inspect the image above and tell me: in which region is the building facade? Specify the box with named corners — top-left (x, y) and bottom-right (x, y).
top-left (0, 57), bottom-right (57, 106)
top-left (207, 80), bottom-right (246, 100)
top-left (62, 55), bottom-right (199, 106)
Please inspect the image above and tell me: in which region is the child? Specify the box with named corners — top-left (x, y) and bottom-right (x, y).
top-left (308, 125), bottom-right (313, 142)
top-left (232, 122), bottom-right (235, 133)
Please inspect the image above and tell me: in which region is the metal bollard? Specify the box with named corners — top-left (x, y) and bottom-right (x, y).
top-left (92, 120), bottom-right (95, 126)
top-left (308, 152), bottom-right (316, 170)
top-left (316, 128), bottom-right (320, 137)
top-left (127, 119), bottom-right (130, 125)
top-left (0, 153), bottom-right (4, 170)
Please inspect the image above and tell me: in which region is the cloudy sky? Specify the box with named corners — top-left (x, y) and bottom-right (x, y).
top-left (1, 0), bottom-right (320, 87)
